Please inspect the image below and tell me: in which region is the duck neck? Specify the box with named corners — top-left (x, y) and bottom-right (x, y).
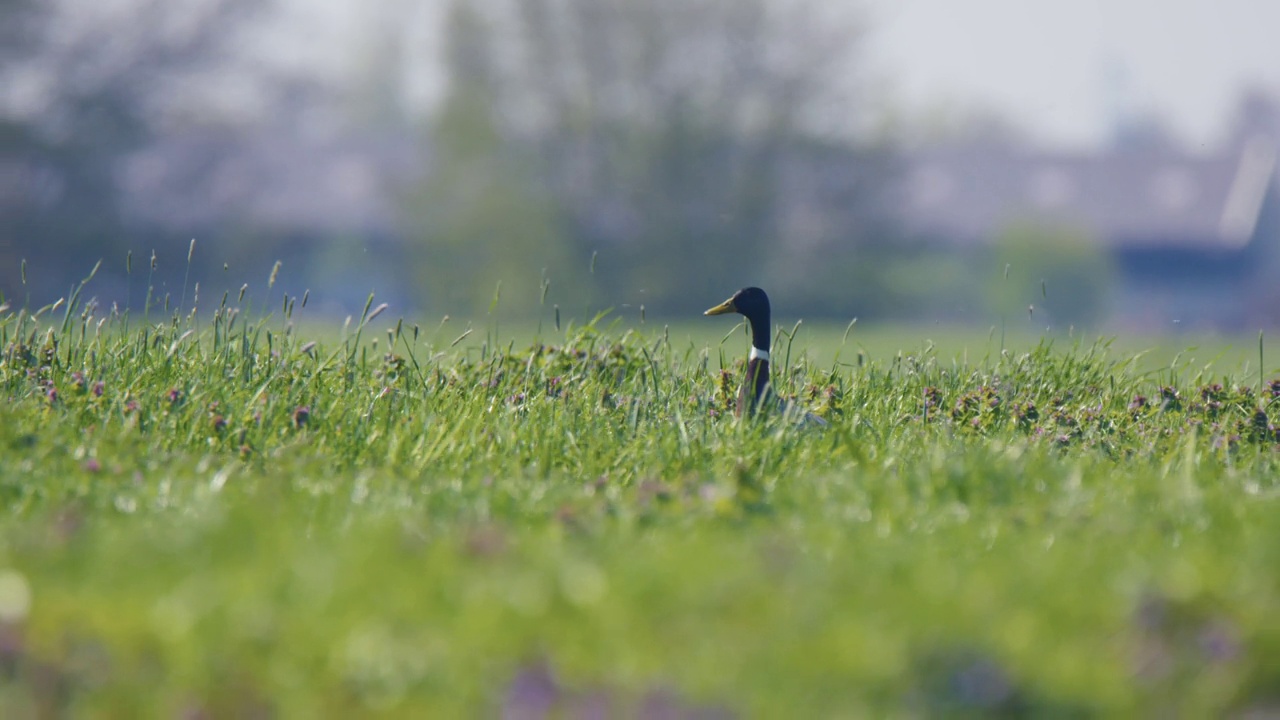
top-left (747, 311), bottom-right (770, 356)
top-left (738, 312), bottom-right (771, 416)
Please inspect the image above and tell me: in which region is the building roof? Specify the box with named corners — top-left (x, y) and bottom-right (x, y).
top-left (120, 124), bottom-right (420, 236)
top-left (893, 135), bottom-right (1278, 250)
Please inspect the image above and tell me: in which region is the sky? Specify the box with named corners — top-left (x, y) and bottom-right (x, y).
top-left (859, 0), bottom-right (1280, 151)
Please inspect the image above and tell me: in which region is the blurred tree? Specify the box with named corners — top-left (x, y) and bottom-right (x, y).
top-left (988, 223), bottom-right (1116, 329)
top-left (0, 0), bottom-right (257, 304)
top-left (404, 0), bottom-right (870, 317)
top-left (404, 1), bottom-right (572, 317)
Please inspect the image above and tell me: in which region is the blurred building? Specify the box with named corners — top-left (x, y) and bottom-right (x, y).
top-left (121, 113), bottom-right (420, 240)
top-left (893, 114), bottom-right (1280, 330)
top-left (117, 119), bottom-right (420, 312)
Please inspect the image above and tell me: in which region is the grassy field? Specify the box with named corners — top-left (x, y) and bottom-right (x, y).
top-left (445, 307), bottom-right (1280, 378)
top-left (3, 281), bottom-right (1280, 717)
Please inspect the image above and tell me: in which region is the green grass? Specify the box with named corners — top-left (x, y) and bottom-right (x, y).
top-left (443, 312), bottom-right (1280, 378)
top-left (2, 284), bottom-right (1280, 717)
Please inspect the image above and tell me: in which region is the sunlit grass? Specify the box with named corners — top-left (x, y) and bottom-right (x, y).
top-left (2, 270), bottom-right (1280, 716)
top-left (413, 312), bottom-right (1280, 381)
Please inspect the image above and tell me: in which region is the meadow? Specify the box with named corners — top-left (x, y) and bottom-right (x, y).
top-left (2, 271), bottom-right (1280, 717)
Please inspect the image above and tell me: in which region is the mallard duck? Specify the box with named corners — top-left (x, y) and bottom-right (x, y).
top-left (704, 287), bottom-right (827, 426)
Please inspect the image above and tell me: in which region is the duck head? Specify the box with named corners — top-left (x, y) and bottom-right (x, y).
top-left (704, 287), bottom-right (771, 352)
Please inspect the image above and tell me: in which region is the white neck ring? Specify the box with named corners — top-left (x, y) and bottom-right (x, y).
top-left (749, 347), bottom-right (770, 362)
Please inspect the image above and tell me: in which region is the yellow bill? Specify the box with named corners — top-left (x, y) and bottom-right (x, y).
top-left (703, 297), bottom-right (737, 316)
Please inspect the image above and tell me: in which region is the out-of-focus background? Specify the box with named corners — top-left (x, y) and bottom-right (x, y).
top-left (2, 0), bottom-right (1278, 331)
